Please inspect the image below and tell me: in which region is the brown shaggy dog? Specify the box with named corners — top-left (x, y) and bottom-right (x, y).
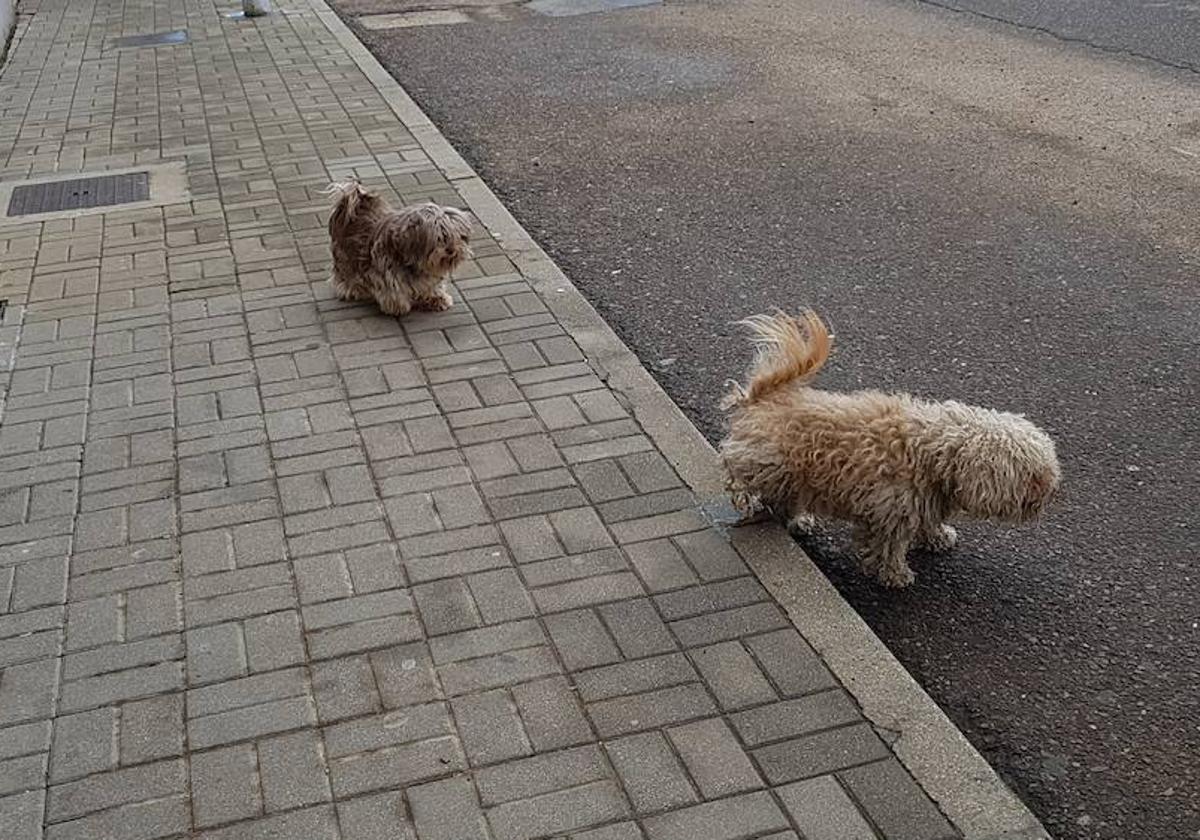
top-left (721, 310), bottom-right (1061, 587)
top-left (325, 180), bottom-right (472, 316)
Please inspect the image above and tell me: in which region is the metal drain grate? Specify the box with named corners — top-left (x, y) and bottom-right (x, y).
top-left (6, 172), bottom-right (151, 217)
top-left (111, 29), bottom-right (189, 48)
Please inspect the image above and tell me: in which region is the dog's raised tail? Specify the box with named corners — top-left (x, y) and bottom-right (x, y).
top-left (323, 180), bottom-right (368, 230)
top-left (724, 309), bottom-right (831, 408)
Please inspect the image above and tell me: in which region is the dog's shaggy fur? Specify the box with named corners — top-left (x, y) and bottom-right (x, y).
top-left (325, 181), bottom-right (473, 317)
top-left (721, 310), bottom-right (1061, 587)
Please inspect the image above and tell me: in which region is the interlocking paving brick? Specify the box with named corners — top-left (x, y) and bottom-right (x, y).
top-left (730, 690), bottom-right (863, 746)
top-left (510, 675), bottom-right (595, 752)
top-left (190, 744), bottom-right (262, 828)
top-left (337, 790), bottom-right (417, 840)
top-left (257, 729), bottom-right (332, 812)
top-left (606, 731), bottom-right (697, 814)
top-left (754, 722), bottom-right (892, 784)
top-left (689, 640), bottom-right (777, 711)
top-left (641, 790), bottom-right (788, 840)
top-left (666, 717), bottom-right (763, 798)
top-left (486, 780), bottom-right (632, 840)
top-left (475, 744), bottom-right (609, 806)
top-left (744, 628), bottom-right (838, 696)
top-left (407, 775), bottom-right (489, 840)
top-left (776, 775), bottom-right (877, 840)
top-left (545, 608), bottom-right (622, 671)
top-left (452, 689), bottom-right (533, 765)
top-left (839, 759), bottom-right (959, 840)
top-left (49, 708), bottom-right (116, 782)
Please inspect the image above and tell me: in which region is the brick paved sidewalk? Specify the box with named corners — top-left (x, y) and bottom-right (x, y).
top-left (0, 1), bottom-right (999, 839)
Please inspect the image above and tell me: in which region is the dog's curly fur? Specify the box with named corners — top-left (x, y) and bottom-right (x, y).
top-left (325, 180), bottom-right (473, 316)
top-left (721, 310), bottom-right (1061, 587)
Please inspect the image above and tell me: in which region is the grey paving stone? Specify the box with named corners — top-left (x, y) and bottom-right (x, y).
top-left (44, 794), bottom-right (190, 840)
top-left (337, 790), bottom-right (417, 840)
top-left (0, 751), bottom-right (47, 797)
top-left (187, 695), bottom-right (317, 750)
top-left (323, 703), bottom-right (452, 757)
top-left (745, 628), bottom-right (838, 697)
top-left (570, 823), bottom-right (645, 840)
top-left (47, 757), bottom-right (186, 822)
top-left (641, 790), bottom-right (788, 840)
top-left (0, 789), bottom-right (44, 840)
top-left (730, 690), bottom-right (863, 747)
top-left (438, 644), bottom-right (561, 696)
top-left (0, 721), bottom-right (51, 761)
top-left (475, 744), bottom-right (608, 806)
top-left (192, 805), bottom-right (340, 840)
top-left (587, 683), bottom-right (716, 739)
top-left (466, 568), bottom-right (535, 623)
top-left (329, 735), bottom-right (465, 797)
top-left (190, 743), bottom-right (262, 827)
top-left (598, 598), bottom-right (677, 659)
top-left (605, 731), bottom-right (697, 814)
top-left (429, 618), bottom-right (546, 665)
top-left (372, 643), bottom-right (444, 708)
top-left (839, 759), bottom-right (958, 840)
top-left (186, 622), bottom-right (248, 685)
top-left (654, 577), bottom-right (770, 621)
top-left (499, 515), bottom-right (562, 563)
top-left (120, 693), bottom-right (185, 764)
top-left (545, 609), bottom-right (622, 671)
top-left (754, 722), bottom-right (892, 785)
top-left (624, 539), bottom-right (698, 593)
top-left (49, 707), bottom-right (117, 782)
top-left (672, 529), bottom-right (748, 581)
top-left (574, 654), bottom-right (698, 703)
top-left (669, 603), bottom-right (789, 649)
top-left (414, 577), bottom-right (481, 635)
top-left (531, 572), bottom-right (644, 614)
top-left (776, 775), bottom-right (877, 840)
top-left (689, 640), bottom-right (777, 711)
top-left (452, 689), bottom-right (533, 765)
top-left (59, 661), bottom-right (183, 714)
top-left (258, 729), bottom-right (332, 812)
top-left (549, 507), bottom-right (614, 554)
top-left (244, 610), bottom-right (306, 672)
top-left (311, 655), bottom-right (382, 723)
top-left (511, 675), bottom-right (595, 752)
top-left (486, 780), bottom-right (631, 840)
top-left (666, 717), bottom-right (763, 799)
top-left (521, 548), bottom-right (627, 588)
top-left (407, 775), bottom-right (490, 840)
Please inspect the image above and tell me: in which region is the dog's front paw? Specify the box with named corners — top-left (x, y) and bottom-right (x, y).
top-left (787, 513), bottom-right (816, 537)
top-left (415, 290), bottom-right (453, 312)
top-left (876, 563), bottom-right (916, 588)
top-left (929, 524), bottom-right (958, 552)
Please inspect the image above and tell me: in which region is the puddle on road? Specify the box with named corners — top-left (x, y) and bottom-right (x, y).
top-left (355, 0), bottom-right (661, 29)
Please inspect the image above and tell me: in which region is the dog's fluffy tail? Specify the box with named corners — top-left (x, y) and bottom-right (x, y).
top-left (723, 310), bottom-right (831, 409)
top-left (324, 180), bottom-right (368, 230)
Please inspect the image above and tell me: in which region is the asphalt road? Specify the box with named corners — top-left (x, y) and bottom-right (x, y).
top-left (333, 0), bottom-right (1200, 837)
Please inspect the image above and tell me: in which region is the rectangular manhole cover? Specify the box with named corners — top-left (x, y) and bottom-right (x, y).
top-left (111, 29), bottom-right (188, 48)
top-left (6, 172), bottom-right (151, 217)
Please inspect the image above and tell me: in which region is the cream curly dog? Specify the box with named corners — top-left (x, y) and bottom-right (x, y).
top-left (721, 310), bottom-right (1061, 587)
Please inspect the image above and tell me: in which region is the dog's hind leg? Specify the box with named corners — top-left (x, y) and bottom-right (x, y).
top-left (374, 284), bottom-right (413, 317)
top-left (329, 268), bottom-right (371, 302)
top-left (854, 523), bottom-right (916, 588)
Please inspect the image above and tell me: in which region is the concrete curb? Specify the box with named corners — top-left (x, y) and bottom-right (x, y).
top-left (310, 4), bottom-right (1051, 838)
